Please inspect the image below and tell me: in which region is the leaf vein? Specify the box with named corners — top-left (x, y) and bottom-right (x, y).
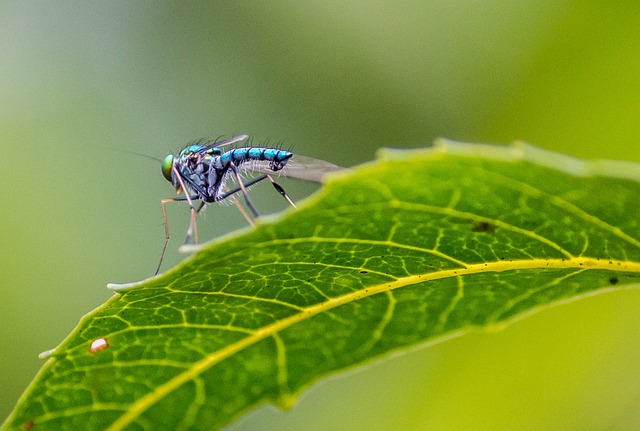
top-left (105, 257), bottom-right (639, 430)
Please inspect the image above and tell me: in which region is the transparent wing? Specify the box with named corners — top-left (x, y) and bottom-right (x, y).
top-left (197, 134), bottom-right (249, 153)
top-left (246, 154), bottom-right (347, 183)
top-left (214, 134), bottom-right (249, 148)
top-left (283, 155), bottom-right (347, 183)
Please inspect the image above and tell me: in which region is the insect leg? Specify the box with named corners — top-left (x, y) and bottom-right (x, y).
top-left (156, 195), bottom-right (199, 275)
top-left (156, 197), bottom-right (174, 275)
top-left (191, 200), bottom-right (206, 245)
top-left (170, 165), bottom-right (202, 245)
top-left (218, 174), bottom-right (268, 200)
top-left (228, 194), bottom-right (255, 226)
top-left (266, 174), bottom-right (297, 208)
top-left (219, 174), bottom-right (296, 215)
top-left (228, 161), bottom-right (260, 218)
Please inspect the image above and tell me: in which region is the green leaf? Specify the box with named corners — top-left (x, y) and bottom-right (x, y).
top-left (3, 140), bottom-right (640, 431)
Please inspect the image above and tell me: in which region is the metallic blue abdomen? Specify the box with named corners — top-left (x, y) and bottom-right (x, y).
top-left (218, 147), bottom-right (292, 171)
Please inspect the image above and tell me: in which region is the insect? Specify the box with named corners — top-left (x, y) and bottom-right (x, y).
top-left (157, 134), bottom-right (343, 274)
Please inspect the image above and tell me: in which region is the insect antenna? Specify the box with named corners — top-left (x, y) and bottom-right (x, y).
top-left (105, 147), bottom-right (163, 163)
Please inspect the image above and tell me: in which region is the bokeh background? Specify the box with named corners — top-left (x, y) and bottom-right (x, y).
top-left (2, 1), bottom-right (640, 429)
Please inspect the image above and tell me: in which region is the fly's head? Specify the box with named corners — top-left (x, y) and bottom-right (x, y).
top-left (161, 152), bottom-right (184, 193)
top-left (162, 143), bottom-right (224, 195)
top-left (162, 145), bottom-right (207, 190)
top-left (161, 153), bottom-right (175, 184)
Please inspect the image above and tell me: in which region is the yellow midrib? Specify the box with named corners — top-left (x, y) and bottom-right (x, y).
top-left (107, 256), bottom-right (640, 430)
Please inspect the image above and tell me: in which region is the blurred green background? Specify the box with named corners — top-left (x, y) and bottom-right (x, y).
top-left (2, 1), bottom-right (639, 429)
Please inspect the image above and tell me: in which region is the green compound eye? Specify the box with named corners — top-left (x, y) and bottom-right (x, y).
top-left (161, 154), bottom-right (174, 182)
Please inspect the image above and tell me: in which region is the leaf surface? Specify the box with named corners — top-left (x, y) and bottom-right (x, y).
top-left (4, 140), bottom-right (640, 431)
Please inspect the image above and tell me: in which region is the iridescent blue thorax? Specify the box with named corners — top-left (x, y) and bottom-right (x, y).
top-left (163, 144), bottom-right (293, 203)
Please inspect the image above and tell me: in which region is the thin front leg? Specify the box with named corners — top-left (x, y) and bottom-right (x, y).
top-left (156, 195), bottom-right (199, 275)
top-left (156, 197), bottom-right (174, 275)
top-left (171, 165), bottom-right (200, 244)
top-left (155, 165), bottom-right (202, 275)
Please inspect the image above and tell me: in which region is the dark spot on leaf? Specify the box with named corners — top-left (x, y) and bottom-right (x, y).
top-left (609, 277), bottom-right (619, 285)
top-left (360, 270), bottom-right (369, 274)
top-left (472, 221), bottom-right (496, 233)
top-left (23, 420), bottom-right (35, 430)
